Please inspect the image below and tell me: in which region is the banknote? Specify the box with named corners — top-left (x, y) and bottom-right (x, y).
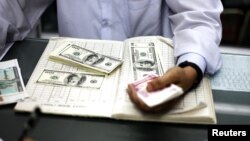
top-left (0, 66), bottom-right (24, 95)
top-left (37, 69), bottom-right (105, 89)
top-left (0, 59), bottom-right (27, 105)
top-left (129, 74), bottom-right (183, 107)
top-left (129, 42), bottom-right (163, 80)
top-left (57, 44), bottom-right (123, 74)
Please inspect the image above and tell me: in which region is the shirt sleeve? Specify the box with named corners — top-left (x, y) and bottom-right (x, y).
top-left (165, 0), bottom-right (223, 75)
top-left (0, 0), bottom-right (53, 50)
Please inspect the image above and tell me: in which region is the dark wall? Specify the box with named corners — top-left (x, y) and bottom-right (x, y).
top-left (221, 0), bottom-right (250, 46)
top-left (41, 1), bottom-right (58, 33)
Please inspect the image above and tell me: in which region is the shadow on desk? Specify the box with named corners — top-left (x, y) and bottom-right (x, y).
top-left (0, 103), bottom-right (207, 141)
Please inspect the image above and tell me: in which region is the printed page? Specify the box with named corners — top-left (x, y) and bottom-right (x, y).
top-left (112, 36), bottom-right (215, 124)
top-left (15, 37), bottom-right (124, 117)
top-left (0, 59), bottom-right (27, 105)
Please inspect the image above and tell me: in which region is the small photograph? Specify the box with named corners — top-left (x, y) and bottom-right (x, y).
top-left (134, 59), bottom-right (156, 71)
top-left (83, 53), bottom-right (105, 65)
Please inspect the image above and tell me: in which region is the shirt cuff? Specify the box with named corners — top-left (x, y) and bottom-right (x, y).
top-left (176, 53), bottom-right (206, 74)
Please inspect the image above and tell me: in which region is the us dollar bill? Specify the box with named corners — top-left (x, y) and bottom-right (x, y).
top-left (37, 69), bottom-right (105, 89)
top-left (58, 44), bottom-right (123, 74)
top-left (129, 42), bottom-right (163, 80)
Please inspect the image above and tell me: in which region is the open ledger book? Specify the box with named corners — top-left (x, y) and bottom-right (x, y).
top-left (15, 36), bottom-right (216, 124)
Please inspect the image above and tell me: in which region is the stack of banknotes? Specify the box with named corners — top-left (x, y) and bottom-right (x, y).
top-left (50, 43), bottom-right (123, 74)
top-left (44, 43), bottom-right (124, 88)
top-left (128, 74), bottom-right (183, 107)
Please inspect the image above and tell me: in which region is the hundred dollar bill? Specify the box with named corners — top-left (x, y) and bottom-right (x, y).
top-left (0, 59), bottom-right (27, 105)
top-left (50, 43), bottom-right (123, 74)
top-left (37, 69), bottom-right (105, 89)
top-left (129, 42), bottom-right (163, 80)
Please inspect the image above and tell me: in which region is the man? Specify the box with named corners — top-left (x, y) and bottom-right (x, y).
top-left (0, 0), bottom-right (223, 112)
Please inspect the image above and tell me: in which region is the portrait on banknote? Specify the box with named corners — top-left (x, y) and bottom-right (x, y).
top-left (133, 59), bottom-right (156, 71)
top-left (83, 54), bottom-right (105, 65)
top-left (65, 74), bottom-right (87, 86)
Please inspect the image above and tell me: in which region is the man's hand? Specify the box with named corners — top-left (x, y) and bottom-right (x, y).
top-left (127, 66), bottom-right (198, 113)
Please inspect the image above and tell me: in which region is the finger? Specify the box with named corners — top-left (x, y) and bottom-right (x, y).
top-left (147, 67), bottom-right (181, 92)
top-left (127, 84), bottom-right (151, 111)
top-left (146, 77), bottom-right (170, 92)
top-left (127, 84), bottom-right (138, 104)
top-left (128, 84), bottom-right (180, 113)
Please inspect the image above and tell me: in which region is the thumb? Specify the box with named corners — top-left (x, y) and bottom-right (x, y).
top-left (147, 77), bottom-right (166, 92)
top-left (146, 76), bottom-right (171, 92)
top-left (146, 67), bottom-right (182, 92)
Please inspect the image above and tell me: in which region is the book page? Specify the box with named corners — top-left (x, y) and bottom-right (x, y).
top-left (15, 37), bottom-right (124, 117)
top-left (112, 36), bottom-right (215, 124)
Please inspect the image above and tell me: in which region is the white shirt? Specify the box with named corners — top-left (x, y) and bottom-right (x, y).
top-left (0, 0), bottom-right (223, 74)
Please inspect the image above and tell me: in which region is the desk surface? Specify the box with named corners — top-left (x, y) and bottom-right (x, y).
top-left (1, 38), bottom-right (250, 141)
